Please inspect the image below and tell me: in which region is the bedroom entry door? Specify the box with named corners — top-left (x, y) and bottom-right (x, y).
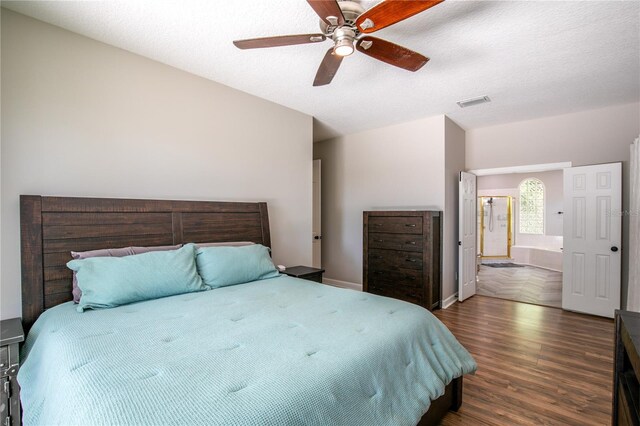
top-left (312, 159), bottom-right (322, 268)
top-left (458, 172), bottom-right (477, 302)
top-left (562, 162), bottom-right (621, 318)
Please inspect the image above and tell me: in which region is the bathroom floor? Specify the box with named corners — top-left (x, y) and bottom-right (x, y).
top-left (476, 264), bottom-right (562, 308)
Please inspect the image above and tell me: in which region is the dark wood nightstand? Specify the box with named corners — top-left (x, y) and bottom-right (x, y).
top-left (282, 266), bottom-right (325, 283)
top-left (1, 318), bottom-right (24, 426)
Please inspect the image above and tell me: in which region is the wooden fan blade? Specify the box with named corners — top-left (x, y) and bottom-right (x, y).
top-left (356, 36), bottom-right (429, 72)
top-left (307, 0), bottom-right (345, 26)
top-left (233, 34), bottom-right (326, 49)
top-left (355, 0), bottom-right (444, 33)
top-left (313, 48), bottom-right (343, 86)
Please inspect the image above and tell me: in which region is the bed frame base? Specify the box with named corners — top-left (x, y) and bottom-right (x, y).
top-left (418, 376), bottom-right (463, 425)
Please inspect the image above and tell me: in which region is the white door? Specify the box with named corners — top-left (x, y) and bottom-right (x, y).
top-left (563, 162), bottom-right (621, 318)
top-left (459, 172), bottom-right (477, 302)
top-left (312, 159), bottom-right (322, 268)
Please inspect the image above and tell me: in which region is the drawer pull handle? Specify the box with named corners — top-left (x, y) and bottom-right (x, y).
top-left (374, 271), bottom-right (384, 275)
top-left (406, 276), bottom-right (416, 280)
top-left (405, 224), bottom-right (416, 227)
top-left (374, 239), bottom-right (384, 243)
top-left (374, 255), bottom-right (383, 259)
top-left (406, 259), bottom-right (417, 263)
top-left (374, 223), bottom-right (382, 227)
top-left (406, 241), bottom-right (416, 245)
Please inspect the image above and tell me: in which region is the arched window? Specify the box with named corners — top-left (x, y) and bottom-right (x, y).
top-left (519, 178), bottom-right (544, 234)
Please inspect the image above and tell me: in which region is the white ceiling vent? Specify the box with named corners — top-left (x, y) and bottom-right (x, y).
top-left (456, 96), bottom-right (491, 108)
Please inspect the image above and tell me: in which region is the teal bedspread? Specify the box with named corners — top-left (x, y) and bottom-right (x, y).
top-left (19, 276), bottom-right (476, 426)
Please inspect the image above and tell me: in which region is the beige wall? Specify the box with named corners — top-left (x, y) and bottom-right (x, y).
top-left (444, 117), bottom-right (466, 301)
top-left (314, 114), bottom-right (465, 302)
top-left (466, 103), bottom-right (640, 170)
top-left (0, 10), bottom-right (313, 319)
top-left (467, 103), bottom-right (640, 308)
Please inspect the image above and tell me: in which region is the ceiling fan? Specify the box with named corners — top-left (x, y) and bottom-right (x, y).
top-left (233, 0), bottom-right (444, 86)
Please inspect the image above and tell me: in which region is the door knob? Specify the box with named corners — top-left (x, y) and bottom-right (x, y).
top-left (314, 235), bottom-right (322, 240)
top-left (611, 246), bottom-right (619, 252)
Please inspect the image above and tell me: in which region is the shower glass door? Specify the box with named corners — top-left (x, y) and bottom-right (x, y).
top-left (479, 196), bottom-right (513, 258)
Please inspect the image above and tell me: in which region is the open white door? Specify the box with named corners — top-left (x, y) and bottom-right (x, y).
top-left (563, 162), bottom-right (621, 318)
top-left (459, 171), bottom-right (477, 302)
top-left (312, 159), bottom-right (322, 268)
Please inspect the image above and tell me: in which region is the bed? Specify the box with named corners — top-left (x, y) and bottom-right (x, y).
top-left (18, 195), bottom-right (476, 426)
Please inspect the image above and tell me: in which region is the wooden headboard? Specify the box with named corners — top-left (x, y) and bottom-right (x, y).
top-left (20, 195), bottom-right (271, 330)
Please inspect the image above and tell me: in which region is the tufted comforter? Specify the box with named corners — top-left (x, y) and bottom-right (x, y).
top-left (19, 276), bottom-right (476, 426)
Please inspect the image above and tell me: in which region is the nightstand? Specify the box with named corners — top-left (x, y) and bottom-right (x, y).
top-left (282, 266), bottom-right (325, 283)
top-left (1, 318), bottom-right (24, 426)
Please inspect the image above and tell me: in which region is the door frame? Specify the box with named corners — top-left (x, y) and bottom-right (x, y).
top-left (464, 162), bottom-right (571, 307)
top-left (470, 164), bottom-right (571, 255)
top-left (469, 162), bottom-right (573, 176)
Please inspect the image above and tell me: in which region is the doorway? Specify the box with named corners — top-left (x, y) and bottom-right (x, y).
top-left (459, 162), bottom-right (622, 317)
top-left (475, 170), bottom-right (564, 308)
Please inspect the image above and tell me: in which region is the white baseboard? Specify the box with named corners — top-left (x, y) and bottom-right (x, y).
top-left (323, 278), bottom-right (363, 291)
top-left (442, 293), bottom-right (458, 309)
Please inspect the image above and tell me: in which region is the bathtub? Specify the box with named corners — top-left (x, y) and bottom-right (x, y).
top-left (511, 245), bottom-right (563, 272)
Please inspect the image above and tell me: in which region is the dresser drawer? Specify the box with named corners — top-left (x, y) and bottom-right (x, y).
top-left (369, 249), bottom-right (422, 270)
top-left (368, 233), bottom-right (423, 252)
top-left (368, 282), bottom-right (422, 305)
top-left (369, 268), bottom-right (422, 288)
top-left (368, 216), bottom-right (422, 234)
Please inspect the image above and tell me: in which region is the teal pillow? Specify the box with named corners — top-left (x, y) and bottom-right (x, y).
top-left (196, 244), bottom-right (280, 289)
top-left (68, 243), bottom-right (206, 312)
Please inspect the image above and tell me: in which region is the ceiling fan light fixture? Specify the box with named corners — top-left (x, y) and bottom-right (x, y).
top-left (332, 27), bottom-right (356, 57)
top-left (334, 38), bottom-right (355, 57)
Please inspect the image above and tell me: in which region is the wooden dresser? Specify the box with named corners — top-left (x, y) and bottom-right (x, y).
top-left (363, 211), bottom-right (442, 310)
top-left (613, 310), bottom-right (640, 426)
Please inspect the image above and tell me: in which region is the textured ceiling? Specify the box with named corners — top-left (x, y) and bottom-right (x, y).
top-left (3, 0), bottom-right (639, 141)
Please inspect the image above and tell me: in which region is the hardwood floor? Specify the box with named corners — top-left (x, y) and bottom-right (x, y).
top-left (477, 264), bottom-right (562, 308)
top-left (436, 296), bottom-right (614, 426)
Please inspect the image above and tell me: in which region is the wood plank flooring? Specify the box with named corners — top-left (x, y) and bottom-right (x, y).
top-left (477, 264), bottom-right (563, 308)
top-left (436, 296), bottom-right (614, 426)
